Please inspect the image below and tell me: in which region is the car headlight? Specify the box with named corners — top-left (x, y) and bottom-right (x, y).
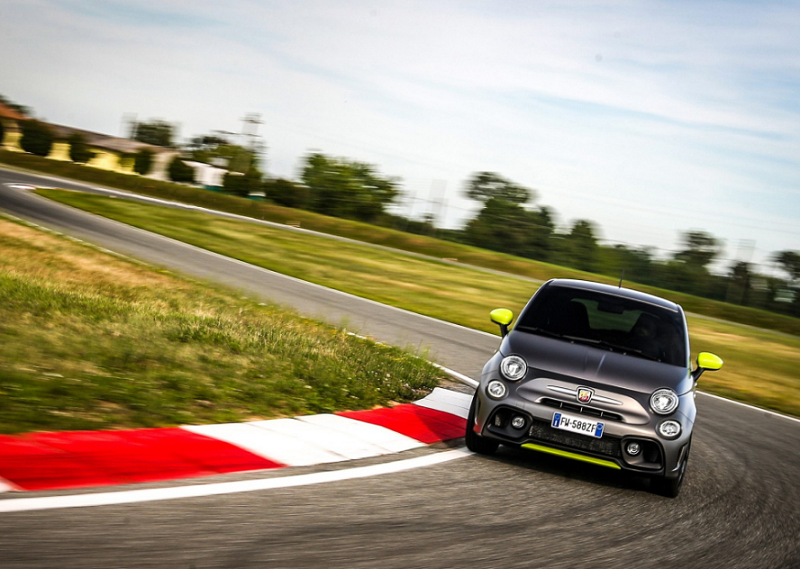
top-left (500, 355), bottom-right (527, 381)
top-left (658, 420), bottom-right (682, 439)
top-left (486, 380), bottom-right (507, 399)
top-left (650, 388), bottom-right (679, 415)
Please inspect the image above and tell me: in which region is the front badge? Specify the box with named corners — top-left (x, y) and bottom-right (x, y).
top-left (577, 387), bottom-right (594, 404)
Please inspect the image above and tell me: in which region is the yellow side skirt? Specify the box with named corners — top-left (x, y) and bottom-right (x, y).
top-left (521, 443), bottom-right (622, 470)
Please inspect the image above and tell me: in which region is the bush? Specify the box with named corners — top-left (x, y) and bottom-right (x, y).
top-left (19, 120), bottom-right (54, 157)
top-left (167, 157), bottom-right (196, 184)
top-left (118, 152), bottom-right (135, 170)
top-left (223, 170), bottom-right (261, 197)
top-left (0, 120), bottom-right (5, 146)
top-left (133, 149), bottom-right (154, 176)
top-left (265, 178), bottom-right (310, 209)
top-left (68, 133), bottom-right (95, 164)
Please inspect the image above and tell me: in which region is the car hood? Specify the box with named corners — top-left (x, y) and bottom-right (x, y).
top-left (502, 331), bottom-right (692, 395)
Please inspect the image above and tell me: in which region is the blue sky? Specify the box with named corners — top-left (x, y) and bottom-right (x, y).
top-left (1, 0), bottom-right (799, 271)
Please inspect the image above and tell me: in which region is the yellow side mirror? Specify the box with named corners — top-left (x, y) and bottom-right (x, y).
top-left (490, 308), bottom-right (514, 337)
top-left (490, 308), bottom-right (514, 327)
top-left (697, 352), bottom-right (723, 371)
top-left (693, 352), bottom-right (723, 380)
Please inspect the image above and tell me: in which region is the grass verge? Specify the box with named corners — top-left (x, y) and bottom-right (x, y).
top-left (2, 150), bottom-right (798, 336)
top-left (35, 190), bottom-right (800, 418)
top-left (0, 216), bottom-right (443, 434)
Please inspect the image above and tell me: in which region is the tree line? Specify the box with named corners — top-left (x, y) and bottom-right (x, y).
top-left (3, 99), bottom-right (798, 318)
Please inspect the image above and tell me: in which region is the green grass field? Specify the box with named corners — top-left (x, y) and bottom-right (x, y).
top-left (37, 190), bottom-right (800, 418)
top-left (0, 217), bottom-right (443, 434)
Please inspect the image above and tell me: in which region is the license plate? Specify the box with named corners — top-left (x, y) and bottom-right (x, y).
top-left (551, 412), bottom-right (604, 438)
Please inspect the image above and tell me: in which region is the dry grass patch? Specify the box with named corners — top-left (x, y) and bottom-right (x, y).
top-left (28, 191), bottom-right (800, 417)
top-left (0, 217), bottom-right (443, 434)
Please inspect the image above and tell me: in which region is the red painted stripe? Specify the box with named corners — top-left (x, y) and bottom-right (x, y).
top-left (0, 402), bottom-right (468, 492)
top-left (0, 429), bottom-right (282, 491)
top-left (0, 435), bottom-right (117, 491)
top-left (337, 404), bottom-right (466, 444)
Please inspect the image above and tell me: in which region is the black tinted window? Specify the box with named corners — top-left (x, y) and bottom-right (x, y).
top-left (516, 286), bottom-right (687, 366)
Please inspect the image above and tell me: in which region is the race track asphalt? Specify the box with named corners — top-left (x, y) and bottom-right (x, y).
top-left (1, 167), bottom-right (799, 569)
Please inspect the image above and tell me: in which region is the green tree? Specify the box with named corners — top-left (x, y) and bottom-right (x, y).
top-left (674, 231), bottom-right (721, 269)
top-left (301, 153), bottom-right (399, 222)
top-left (465, 172), bottom-right (534, 205)
top-left (223, 169), bottom-right (262, 197)
top-left (184, 133), bottom-right (258, 174)
top-left (167, 157), bottom-right (196, 184)
top-left (462, 171), bottom-right (552, 260)
top-left (562, 219), bottom-right (599, 272)
top-left (0, 93), bottom-right (32, 117)
top-left (133, 149), bottom-right (154, 175)
top-left (67, 133), bottom-right (95, 164)
top-left (132, 120), bottom-right (174, 147)
top-left (773, 250), bottom-right (800, 282)
top-left (19, 120), bottom-right (54, 156)
top-left (667, 231), bottom-right (722, 296)
top-left (463, 200), bottom-right (554, 260)
top-left (598, 245), bottom-right (655, 284)
top-left (265, 178), bottom-right (310, 209)
top-left (726, 261), bottom-right (752, 305)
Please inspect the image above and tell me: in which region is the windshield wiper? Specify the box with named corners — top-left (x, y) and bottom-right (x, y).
top-left (516, 328), bottom-right (661, 362)
top-left (515, 325), bottom-right (563, 339)
top-left (577, 338), bottom-right (661, 362)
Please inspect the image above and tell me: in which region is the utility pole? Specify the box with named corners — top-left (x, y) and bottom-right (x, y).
top-left (239, 113), bottom-right (264, 172)
top-left (240, 113), bottom-right (263, 149)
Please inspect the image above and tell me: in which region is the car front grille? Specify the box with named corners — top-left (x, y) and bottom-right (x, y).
top-left (528, 419), bottom-right (622, 458)
top-left (540, 398), bottom-right (624, 422)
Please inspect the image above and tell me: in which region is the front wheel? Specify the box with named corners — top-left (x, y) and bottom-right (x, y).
top-left (465, 392), bottom-right (499, 455)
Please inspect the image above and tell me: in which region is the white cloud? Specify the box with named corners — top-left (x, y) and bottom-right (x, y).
top-left (1, 0), bottom-right (798, 267)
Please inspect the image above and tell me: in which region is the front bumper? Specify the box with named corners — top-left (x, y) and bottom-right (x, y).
top-left (473, 390), bottom-right (693, 478)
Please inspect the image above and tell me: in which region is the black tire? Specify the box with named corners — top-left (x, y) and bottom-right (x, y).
top-left (465, 392), bottom-right (499, 455)
top-left (651, 439), bottom-right (691, 498)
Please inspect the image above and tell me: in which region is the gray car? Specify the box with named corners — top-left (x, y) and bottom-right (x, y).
top-left (466, 279), bottom-right (723, 497)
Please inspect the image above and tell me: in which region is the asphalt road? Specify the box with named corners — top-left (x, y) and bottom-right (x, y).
top-left (1, 168), bottom-right (799, 569)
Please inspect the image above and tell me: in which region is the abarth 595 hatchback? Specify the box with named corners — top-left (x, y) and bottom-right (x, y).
top-left (466, 279), bottom-right (723, 497)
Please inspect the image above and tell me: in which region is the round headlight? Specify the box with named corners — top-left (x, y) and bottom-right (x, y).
top-left (486, 380), bottom-right (507, 400)
top-left (658, 420), bottom-right (682, 439)
top-left (650, 388), bottom-right (679, 415)
top-left (500, 355), bottom-right (527, 381)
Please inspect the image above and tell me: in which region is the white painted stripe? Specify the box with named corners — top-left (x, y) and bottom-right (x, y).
top-left (181, 423), bottom-right (344, 466)
top-left (296, 414), bottom-right (425, 453)
top-left (430, 386), bottom-right (473, 407)
top-left (434, 364), bottom-right (479, 388)
top-left (0, 477), bottom-right (17, 493)
top-left (413, 387), bottom-right (472, 419)
top-left (249, 418), bottom-right (387, 460)
top-left (697, 391), bottom-right (800, 424)
top-left (0, 449), bottom-right (472, 512)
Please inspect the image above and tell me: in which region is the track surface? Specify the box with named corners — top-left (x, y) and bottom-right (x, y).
top-left (1, 168), bottom-right (799, 569)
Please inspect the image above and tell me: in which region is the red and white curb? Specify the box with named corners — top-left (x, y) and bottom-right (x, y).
top-left (0, 388), bottom-right (471, 493)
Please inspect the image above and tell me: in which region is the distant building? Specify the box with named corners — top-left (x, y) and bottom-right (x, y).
top-left (0, 100), bottom-right (28, 145)
top-left (183, 160), bottom-right (227, 190)
top-left (1, 113), bottom-right (180, 181)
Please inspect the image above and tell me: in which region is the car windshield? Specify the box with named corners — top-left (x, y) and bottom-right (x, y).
top-left (515, 286), bottom-right (687, 366)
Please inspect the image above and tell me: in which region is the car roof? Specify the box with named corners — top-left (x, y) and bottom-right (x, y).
top-left (544, 279), bottom-right (682, 312)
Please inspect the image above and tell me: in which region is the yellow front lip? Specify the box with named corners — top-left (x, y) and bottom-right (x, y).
top-left (521, 443), bottom-right (622, 470)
